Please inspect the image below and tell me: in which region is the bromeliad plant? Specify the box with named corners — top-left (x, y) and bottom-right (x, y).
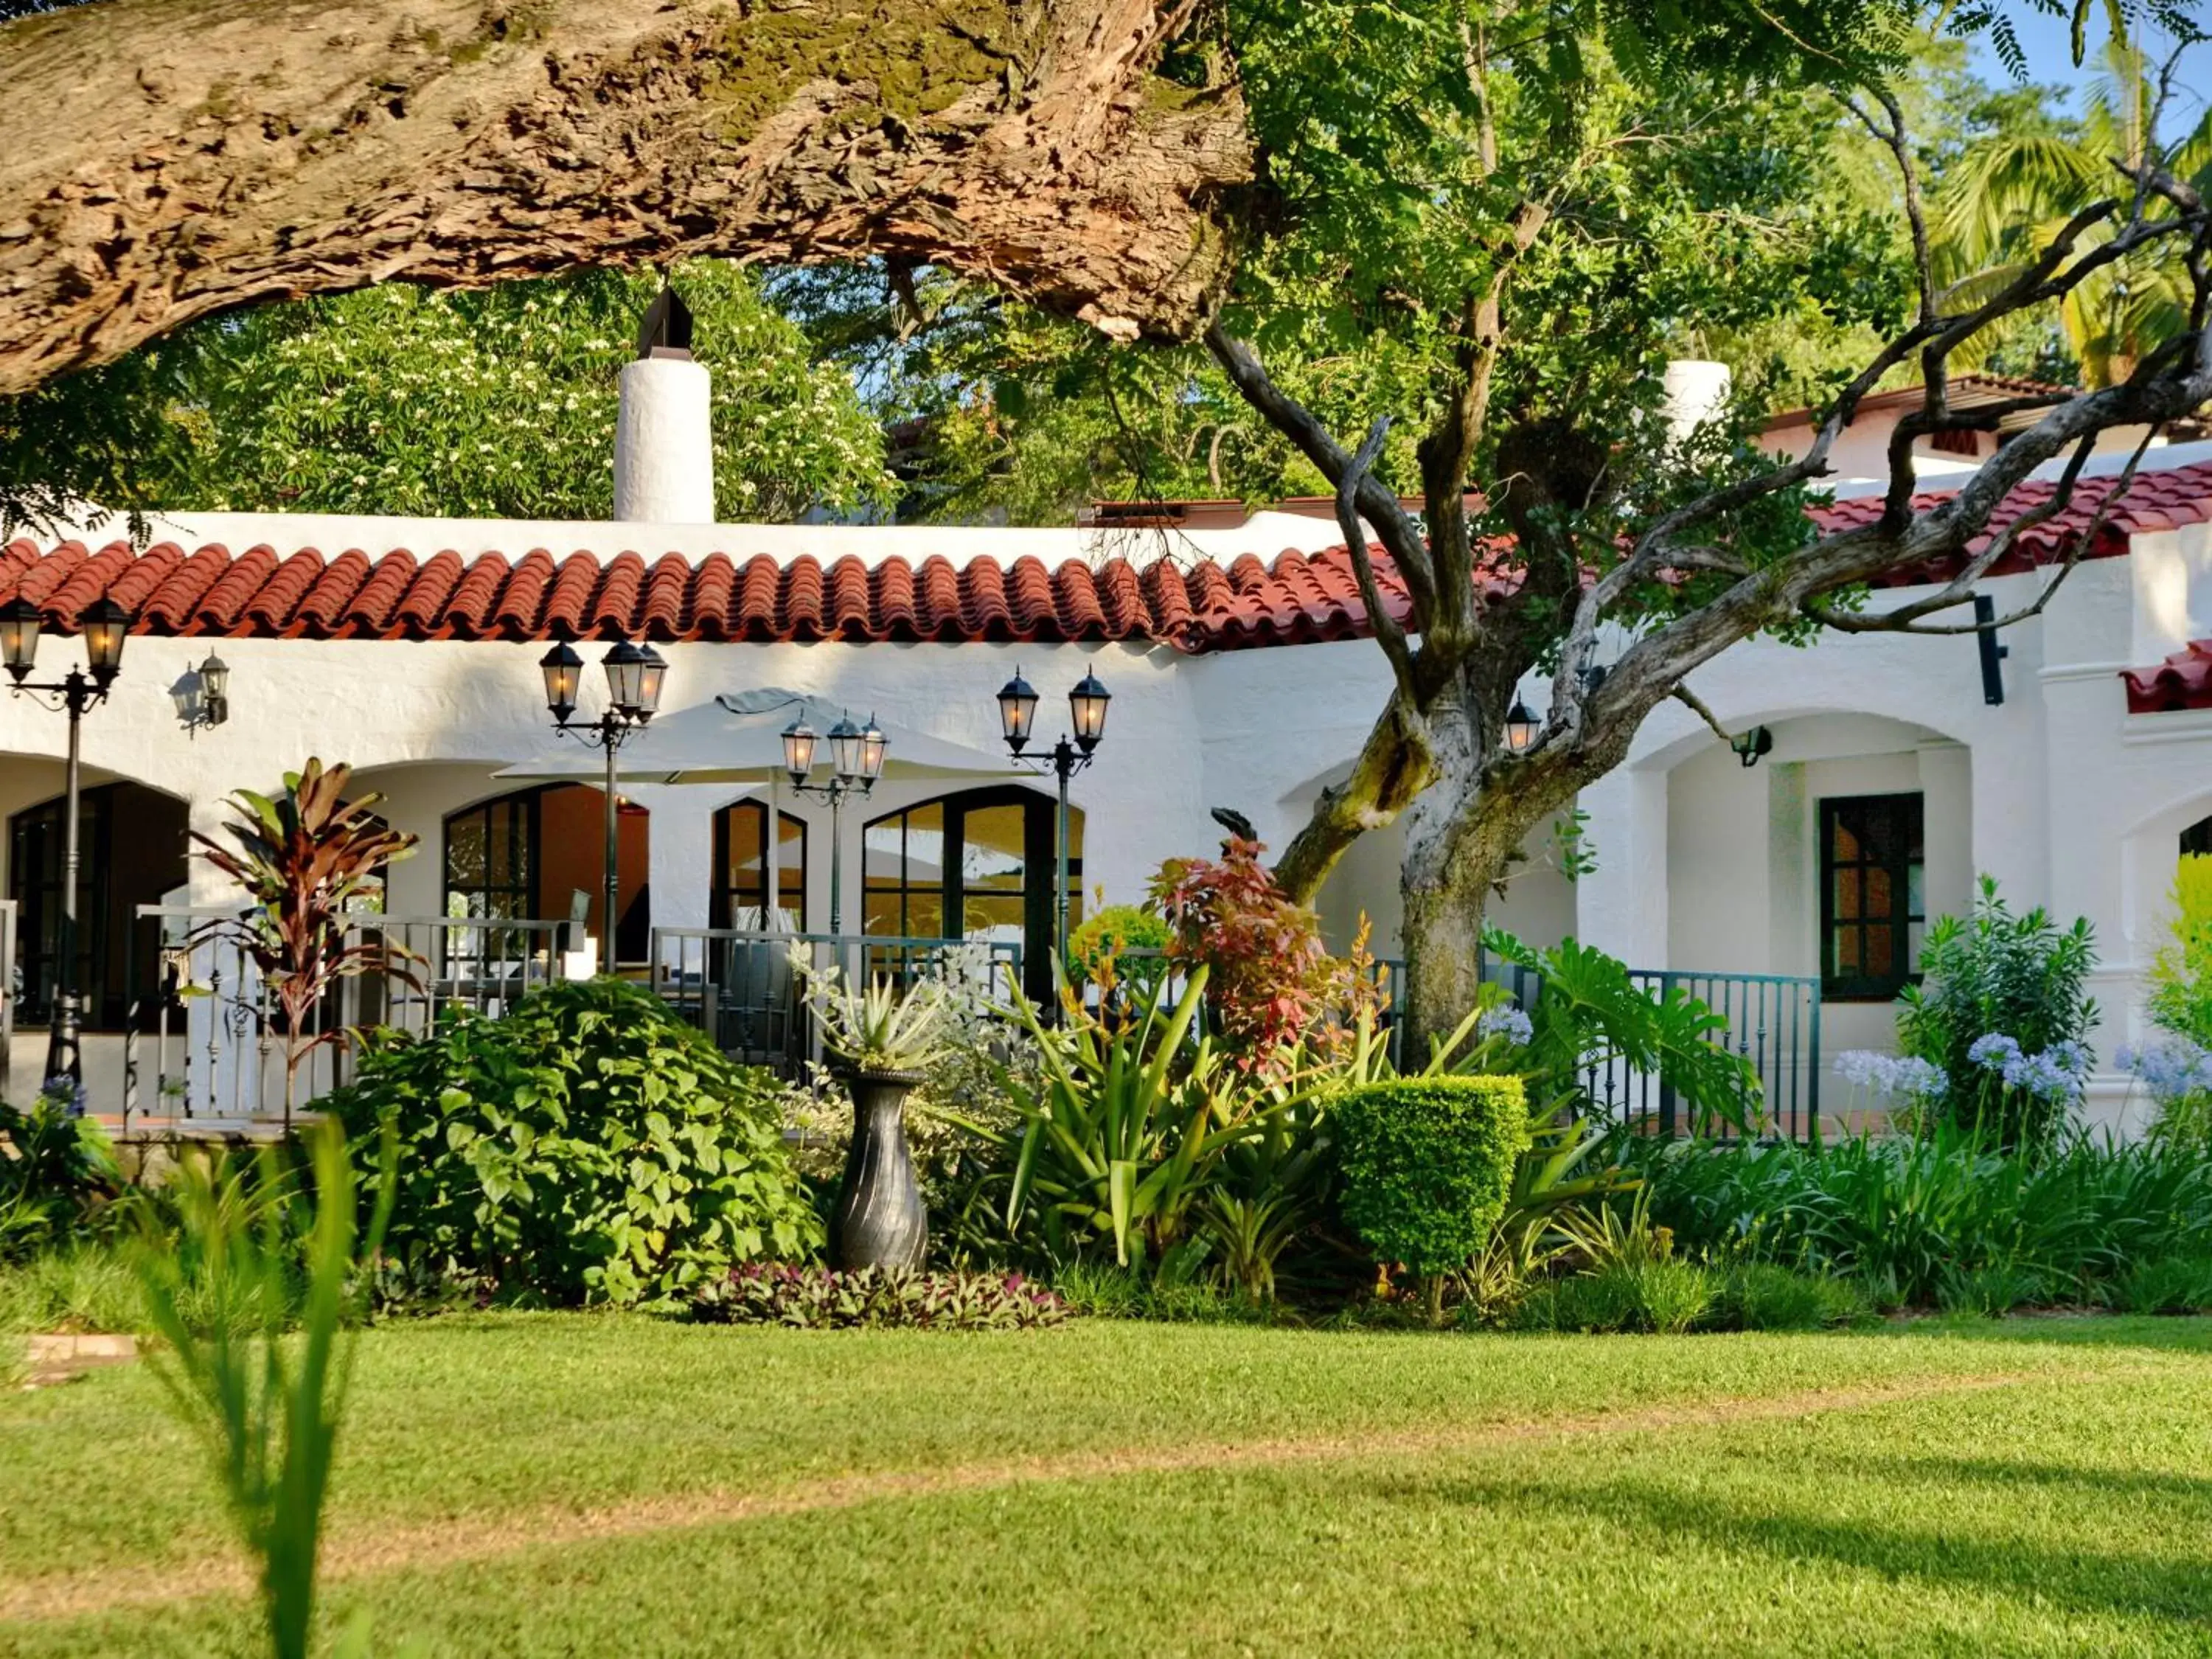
top-left (997, 965), bottom-right (1261, 1268)
top-left (192, 759), bottom-right (421, 1127)
top-left (789, 945), bottom-right (953, 1075)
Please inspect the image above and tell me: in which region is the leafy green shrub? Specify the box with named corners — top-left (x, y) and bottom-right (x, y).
top-left (1068, 903), bottom-right (1171, 981)
top-left (0, 1092), bottom-right (123, 1261)
top-left (2149, 855), bottom-right (2212, 1046)
top-left (1333, 1075), bottom-right (1531, 1318)
top-left (1897, 877), bottom-right (2098, 1150)
top-left (2115, 1255), bottom-right (2212, 1315)
top-left (0, 1241), bottom-right (146, 1335)
top-left (327, 978), bottom-right (820, 1307)
top-left (1717, 1262), bottom-right (1867, 1331)
top-left (691, 1263), bottom-right (1070, 1329)
top-left (1935, 1261), bottom-right (2054, 1318)
top-left (1048, 1261), bottom-right (1276, 1324)
top-left (1635, 1127), bottom-right (2212, 1307)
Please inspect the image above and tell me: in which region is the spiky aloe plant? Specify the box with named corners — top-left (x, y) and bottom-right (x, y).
top-left (192, 759), bottom-right (422, 1127)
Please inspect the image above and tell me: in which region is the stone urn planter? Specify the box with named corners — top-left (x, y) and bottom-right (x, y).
top-left (831, 1067), bottom-right (928, 1271)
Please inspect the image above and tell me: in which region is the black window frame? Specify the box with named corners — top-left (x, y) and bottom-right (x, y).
top-left (441, 788), bottom-right (541, 972)
top-left (860, 785), bottom-right (1080, 1003)
top-left (1818, 791), bottom-right (1925, 1001)
top-left (710, 800), bottom-right (809, 932)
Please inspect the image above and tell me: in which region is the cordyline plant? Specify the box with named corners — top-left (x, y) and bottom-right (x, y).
top-left (192, 759), bottom-right (421, 1127)
top-left (1150, 837), bottom-right (1375, 1071)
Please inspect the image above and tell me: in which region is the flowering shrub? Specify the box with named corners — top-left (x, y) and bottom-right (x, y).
top-left (2117, 1037), bottom-right (2212, 1151)
top-left (1896, 877), bottom-right (2097, 1150)
top-left (690, 1263), bottom-right (1071, 1330)
top-left (1150, 837), bottom-right (1366, 1068)
top-left (1832, 1051), bottom-right (1949, 1127)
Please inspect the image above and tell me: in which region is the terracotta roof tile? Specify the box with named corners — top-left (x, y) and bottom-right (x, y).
top-left (7, 457), bottom-right (2211, 661)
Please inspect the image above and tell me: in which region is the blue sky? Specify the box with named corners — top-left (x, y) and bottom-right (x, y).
top-left (1966, 7), bottom-right (2211, 125)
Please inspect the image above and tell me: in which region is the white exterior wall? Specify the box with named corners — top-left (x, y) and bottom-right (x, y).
top-left (10, 484), bottom-right (2212, 1135)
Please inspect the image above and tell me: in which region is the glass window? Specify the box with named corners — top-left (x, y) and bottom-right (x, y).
top-left (712, 801), bottom-right (807, 931)
top-left (1820, 793), bottom-right (1925, 1000)
top-left (860, 788), bottom-right (1082, 998)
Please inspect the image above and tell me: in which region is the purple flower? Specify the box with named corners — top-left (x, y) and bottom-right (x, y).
top-left (2117, 1037), bottom-right (2212, 1104)
top-left (1832, 1051), bottom-right (1947, 1102)
top-left (1477, 1005), bottom-right (1535, 1046)
top-left (1967, 1033), bottom-right (2023, 1072)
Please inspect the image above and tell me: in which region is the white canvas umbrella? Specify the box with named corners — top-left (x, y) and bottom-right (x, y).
top-left (495, 688), bottom-right (1009, 933)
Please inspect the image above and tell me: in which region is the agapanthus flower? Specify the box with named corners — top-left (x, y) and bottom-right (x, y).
top-left (2115, 1037), bottom-right (2212, 1103)
top-left (1832, 1051), bottom-right (1947, 1101)
top-left (1476, 1005), bottom-right (1535, 1047)
top-left (1966, 1033), bottom-right (2023, 1071)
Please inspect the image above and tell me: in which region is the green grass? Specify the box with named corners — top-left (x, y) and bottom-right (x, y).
top-left (4, 1315), bottom-right (2211, 1655)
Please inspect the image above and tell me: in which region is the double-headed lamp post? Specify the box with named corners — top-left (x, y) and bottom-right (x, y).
top-left (0, 596), bottom-right (133, 1082)
top-left (538, 638), bottom-right (667, 974)
top-left (781, 712), bottom-right (886, 933)
top-left (995, 667), bottom-right (1110, 967)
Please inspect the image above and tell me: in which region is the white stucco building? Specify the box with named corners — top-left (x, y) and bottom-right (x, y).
top-left (5, 352), bottom-right (2211, 1136)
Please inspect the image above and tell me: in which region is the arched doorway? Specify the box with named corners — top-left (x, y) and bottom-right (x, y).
top-left (443, 783), bottom-right (650, 966)
top-left (861, 785), bottom-right (1079, 1000)
top-left (7, 780), bottom-right (189, 1031)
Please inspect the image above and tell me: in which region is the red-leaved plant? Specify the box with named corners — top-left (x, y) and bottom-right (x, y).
top-left (192, 759), bottom-right (422, 1127)
top-left (1150, 836), bottom-right (1371, 1071)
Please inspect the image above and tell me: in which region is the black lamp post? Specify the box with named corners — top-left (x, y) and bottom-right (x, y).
top-left (995, 665), bottom-right (1110, 967)
top-left (538, 637), bottom-right (665, 974)
top-left (2, 596), bottom-right (133, 1082)
top-left (782, 710), bottom-right (886, 933)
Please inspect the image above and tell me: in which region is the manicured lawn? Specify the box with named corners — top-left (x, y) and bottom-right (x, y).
top-left (5, 1315), bottom-right (2211, 1655)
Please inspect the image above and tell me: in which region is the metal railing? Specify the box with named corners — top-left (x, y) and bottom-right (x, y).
top-left (652, 928), bottom-right (1023, 1076)
top-left (1481, 954), bottom-right (1822, 1140)
top-left (128, 905), bottom-right (566, 1126)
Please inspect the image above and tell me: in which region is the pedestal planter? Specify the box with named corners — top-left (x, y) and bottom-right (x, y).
top-left (832, 1068), bottom-right (928, 1270)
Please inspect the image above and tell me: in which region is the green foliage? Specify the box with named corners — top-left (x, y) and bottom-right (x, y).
top-left (1486, 928), bottom-right (1763, 1135)
top-left (1065, 902), bottom-right (1171, 983)
top-left (998, 967), bottom-right (1253, 1267)
top-left (2115, 1253), bottom-right (2212, 1315)
top-left (136, 1121), bottom-right (394, 1659)
top-left (2, 260), bottom-right (887, 535)
top-left (1635, 1125), bottom-right (2212, 1310)
top-left (325, 978), bottom-right (819, 1307)
top-left (1332, 1077), bottom-right (1531, 1280)
top-left (790, 947), bottom-right (955, 1074)
top-left (0, 1091), bottom-right (122, 1262)
top-left (1509, 1258), bottom-right (1863, 1333)
top-left (1714, 1261), bottom-right (1871, 1331)
top-left (0, 1239), bottom-right (144, 1334)
top-left (1896, 876), bottom-right (2098, 1150)
top-left (2148, 854), bottom-right (2212, 1046)
top-left (690, 1263), bottom-right (1069, 1330)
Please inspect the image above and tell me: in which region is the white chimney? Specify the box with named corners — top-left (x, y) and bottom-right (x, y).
top-left (1660, 359), bottom-right (1733, 444)
top-left (613, 288), bottom-right (716, 524)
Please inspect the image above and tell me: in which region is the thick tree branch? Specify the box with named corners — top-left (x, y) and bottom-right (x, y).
top-left (1335, 417), bottom-right (1419, 700)
top-left (0, 0), bottom-right (1249, 394)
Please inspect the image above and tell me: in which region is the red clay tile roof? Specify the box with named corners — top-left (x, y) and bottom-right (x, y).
top-left (1814, 459), bottom-right (2212, 589)
top-left (6, 457), bottom-right (2211, 659)
top-left (0, 536), bottom-right (1487, 655)
top-left (2122, 642), bottom-right (2212, 713)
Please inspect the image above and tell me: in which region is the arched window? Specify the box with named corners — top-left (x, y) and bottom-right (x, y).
top-left (443, 785), bottom-right (650, 963)
top-left (862, 785), bottom-right (1081, 999)
top-left (712, 801), bottom-right (807, 931)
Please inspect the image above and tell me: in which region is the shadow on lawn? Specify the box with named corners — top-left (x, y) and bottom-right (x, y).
top-left (1397, 1453), bottom-right (2212, 1629)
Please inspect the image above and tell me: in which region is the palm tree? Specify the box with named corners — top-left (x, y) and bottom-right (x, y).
top-left (1933, 41), bottom-right (2212, 388)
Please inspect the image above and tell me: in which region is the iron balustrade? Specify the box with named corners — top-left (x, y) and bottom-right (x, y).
top-left (1479, 955), bottom-right (1823, 1140)
top-left (652, 928), bottom-right (1024, 1076)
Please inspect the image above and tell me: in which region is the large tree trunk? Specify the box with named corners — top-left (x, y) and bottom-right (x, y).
top-left (0, 0), bottom-right (1247, 394)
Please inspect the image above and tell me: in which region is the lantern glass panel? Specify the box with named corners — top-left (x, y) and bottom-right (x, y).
top-left (858, 717), bottom-right (888, 781)
top-left (828, 717), bottom-right (863, 781)
top-left (635, 644), bottom-right (667, 717)
top-left (539, 641), bottom-right (583, 717)
top-left (603, 641), bottom-right (647, 714)
top-left (1069, 670), bottom-right (1110, 751)
top-left (0, 599), bottom-right (41, 678)
top-left (782, 721), bottom-right (818, 782)
top-left (995, 669), bottom-right (1039, 751)
top-left (80, 599), bottom-right (129, 682)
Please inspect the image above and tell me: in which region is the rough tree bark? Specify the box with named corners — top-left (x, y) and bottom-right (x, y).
top-left (0, 0), bottom-right (1248, 394)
